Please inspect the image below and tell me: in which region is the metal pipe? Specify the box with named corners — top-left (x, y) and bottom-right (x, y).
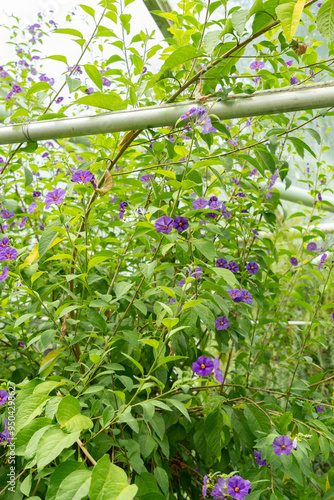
top-left (1, 81), bottom-right (334, 145)
top-left (275, 181), bottom-right (334, 213)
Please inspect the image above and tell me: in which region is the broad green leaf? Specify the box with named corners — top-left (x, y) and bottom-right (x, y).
top-left (47, 54), bottom-right (68, 64)
top-left (38, 229), bottom-right (58, 259)
top-left (204, 408), bottom-right (224, 458)
top-left (54, 28), bottom-right (83, 38)
top-left (88, 255), bottom-right (110, 271)
top-left (212, 267), bottom-right (238, 287)
top-left (63, 413), bottom-right (93, 433)
top-left (84, 64), bottom-right (103, 91)
top-left (75, 92), bottom-right (127, 111)
top-left (276, 0), bottom-right (305, 43)
top-left (159, 46), bottom-right (200, 75)
top-left (36, 427), bottom-right (80, 470)
top-left (79, 4), bottom-right (95, 18)
top-left (16, 418), bottom-right (52, 456)
top-left (317, 0), bottom-right (334, 39)
top-left (46, 461), bottom-right (83, 500)
top-left (232, 9), bottom-right (248, 36)
top-left (86, 308), bottom-right (108, 333)
top-left (89, 454), bottom-right (138, 500)
top-left (138, 433), bottom-right (156, 459)
top-left (193, 238), bottom-right (216, 261)
top-left (154, 467), bottom-right (169, 496)
top-left (14, 313), bottom-right (35, 327)
top-left (244, 404), bottom-right (271, 435)
top-left (166, 398), bottom-right (191, 421)
top-left (66, 75), bottom-right (82, 93)
top-left (26, 81), bottom-right (52, 98)
top-left (56, 469), bottom-right (92, 500)
top-left (203, 30), bottom-right (222, 55)
top-left (16, 394), bottom-right (50, 432)
top-left (57, 395), bottom-right (80, 426)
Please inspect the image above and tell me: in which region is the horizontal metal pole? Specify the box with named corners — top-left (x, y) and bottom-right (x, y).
top-left (274, 181), bottom-right (334, 213)
top-left (1, 81), bottom-right (334, 145)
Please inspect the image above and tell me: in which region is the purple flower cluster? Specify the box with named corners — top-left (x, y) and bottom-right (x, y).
top-left (71, 170), bottom-right (94, 184)
top-left (319, 253), bottom-right (327, 269)
top-left (193, 197), bottom-right (230, 220)
top-left (44, 188), bottom-right (66, 209)
top-left (254, 450), bottom-right (267, 466)
top-left (192, 355), bottom-right (224, 383)
top-left (180, 107), bottom-right (216, 135)
top-left (210, 475), bottom-right (251, 499)
top-left (228, 289), bottom-right (253, 304)
top-left (155, 215), bottom-right (189, 233)
top-left (265, 170), bottom-right (279, 199)
top-left (0, 389), bottom-right (8, 406)
top-left (272, 435), bottom-right (293, 456)
top-left (119, 201), bottom-right (128, 219)
top-left (0, 418), bottom-right (12, 444)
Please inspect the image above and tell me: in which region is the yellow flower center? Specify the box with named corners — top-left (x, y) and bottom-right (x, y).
top-left (221, 321), bottom-right (224, 325)
top-left (81, 176), bottom-right (84, 180)
top-left (179, 222), bottom-right (183, 226)
top-left (235, 487), bottom-right (239, 492)
top-left (6, 253), bottom-right (10, 258)
top-left (164, 225), bottom-right (167, 229)
top-left (200, 363), bottom-right (205, 369)
top-left (282, 445), bottom-right (286, 449)
top-left (54, 196), bottom-right (58, 201)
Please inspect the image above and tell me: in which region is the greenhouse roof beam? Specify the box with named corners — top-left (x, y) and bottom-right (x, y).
top-left (142, 0), bottom-right (173, 39)
top-left (1, 81), bottom-right (333, 147)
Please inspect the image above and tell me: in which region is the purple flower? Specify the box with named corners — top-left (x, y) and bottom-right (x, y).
top-left (209, 196), bottom-right (218, 203)
top-left (102, 77), bottom-right (111, 87)
top-left (1, 210), bottom-right (14, 220)
top-left (0, 418), bottom-right (12, 444)
top-left (318, 193), bottom-right (322, 202)
top-left (211, 478), bottom-right (228, 499)
top-left (317, 2), bottom-right (323, 6)
top-left (192, 356), bottom-right (214, 377)
top-left (173, 216), bottom-right (189, 232)
top-left (312, 398), bottom-right (325, 413)
top-left (56, 97), bottom-right (64, 103)
top-left (0, 266), bottom-right (9, 283)
top-left (215, 316), bottom-right (230, 330)
top-left (216, 258), bottom-right (228, 268)
top-left (72, 170), bottom-right (94, 183)
top-left (250, 169), bottom-right (257, 176)
top-left (18, 341), bottom-right (25, 349)
top-left (85, 87), bottom-right (94, 95)
top-left (193, 198), bottom-right (208, 209)
top-left (19, 216), bottom-right (27, 228)
top-left (205, 212), bottom-right (217, 219)
top-left (44, 348), bottom-right (53, 357)
top-left (12, 84), bottom-right (22, 93)
top-left (180, 107), bottom-right (197, 120)
top-left (272, 435), bottom-right (293, 456)
top-left (209, 200), bottom-right (222, 210)
top-left (290, 257), bottom-right (298, 266)
top-left (246, 117), bottom-right (252, 127)
top-left (0, 390), bottom-right (8, 406)
top-left (142, 66), bottom-right (148, 74)
top-left (250, 60), bottom-right (264, 70)
top-left (44, 188), bottom-right (66, 209)
top-left (33, 191), bottom-right (41, 197)
top-left (227, 289), bottom-right (244, 302)
top-left (241, 289), bottom-right (253, 304)
top-left (253, 76), bottom-right (261, 84)
top-left (228, 262), bottom-right (239, 273)
top-left (0, 238), bottom-right (9, 249)
top-left (140, 174), bottom-right (154, 183)
top-left (155, 216), bottom-right (174, 234)
top-left (202, 475), bottom-right (208, 498)
top-left (0, 248), bottom-right (17, 261)
top-left (178, 279), bottom-right (186, 287)
top-left (199, 115), bottom-right (216, 135)
top-left (232, 177), bottom-right (241, 187)
top-left (254, 450), bottom-right (267, 466)
top-left (42, 152), bottom-right (49, 158)
top-left (252, 229), bottom-right (259, 238)
top-left (28, 201), bottom-right (37, 214)
top-left (290, 76), bottom-right (299, 85)
top-left (286, 60), bottom-right (293, 67)
top-left (228, 475), bottom-right (251, 499)
top-left (213, 357), bottom-right (224, 383)
top-left (319, 253), bottom-right (327, 269)
top-left (307, 242), bottom-right (317, 252)
top-left (246, 262), bottom-right (259, 274)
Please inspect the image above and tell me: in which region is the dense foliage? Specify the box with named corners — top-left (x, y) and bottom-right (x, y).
top-left (1, 0), bottom-right (334, 498)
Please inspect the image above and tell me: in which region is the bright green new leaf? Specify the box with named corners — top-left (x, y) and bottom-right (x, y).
top-left (276, 0), bottom-right (305, 43)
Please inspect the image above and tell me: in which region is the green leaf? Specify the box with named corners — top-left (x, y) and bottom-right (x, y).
top-left (276, 0), bottom-right (305, 43)
top-left (46, 461), bottom-right (83, 500)
top-left (16, 418), bottom-right (52, 456)
top-left (204, 408), bottom-right (224, 458)
top-left (247, 0), bottom-right (264, 19)
top-left (139, 433), bottom-right (156, 459)
top-left (36, 426), bottom-right (80, 470)
top-left (14, 312), bottom-right (35, 327)
top-left (54, 28), bottom-right (83, 38)
top-left (166, 398), bottom-right (191, 421)
top-left (66, 75), bottom-right (82, 93)
top-left (154, 467), bottom-right (169, 496)
top-left (16, 394), bottom-right (50, 432)
top-left (20, 473), bottom-right (32, 496)
top-left (254, 145), bottom-right (276, 174)
top-left (231, 409), bottom-right (254, 447)
top-left (47, 55), bottom-right (68, 64)
top-left (159, 46), bottom-right (200, 75)
top-left (24, 166), bottom-right (33, 186)
top-left (89, 454), bottom-right (138, 500)
top-left (56, 470), bottom-right (92, 500)
top-left (86, 308), bottom-right (108, 333)
top-left (324, 487), bottom-right (334, 500)
top-left (26, 81), bottom-right (52, 98)
top-left (193, 238), bottom-right (216, 261)
top-left (320, 435), bottom-right (330, 461)
top-left (79, 4), bottom-right (95, 18)
top-left (317, 0), bottom-right (334, 39)
top-left (57, 395), bottom-right (80, 425)
top-left (232, 9), bottom-right (248, 36)
top-left (75, 92), bottom-right (127, 111)
top-left (203, 30), bottom-right (222, 55)
top-left (212, 267), bottom-right (238, 287)
top-left (244, 404), bottom-right (271, 435)
top-left (84, 64), bottom-right (103, 91)
top-left (278, 412), bottom-right (293, 434)
top-left (38, 228), bottom-right (58, 259)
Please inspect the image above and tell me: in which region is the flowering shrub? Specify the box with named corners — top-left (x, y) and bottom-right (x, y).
top-left (1, 0), bottom-right (334, 499)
